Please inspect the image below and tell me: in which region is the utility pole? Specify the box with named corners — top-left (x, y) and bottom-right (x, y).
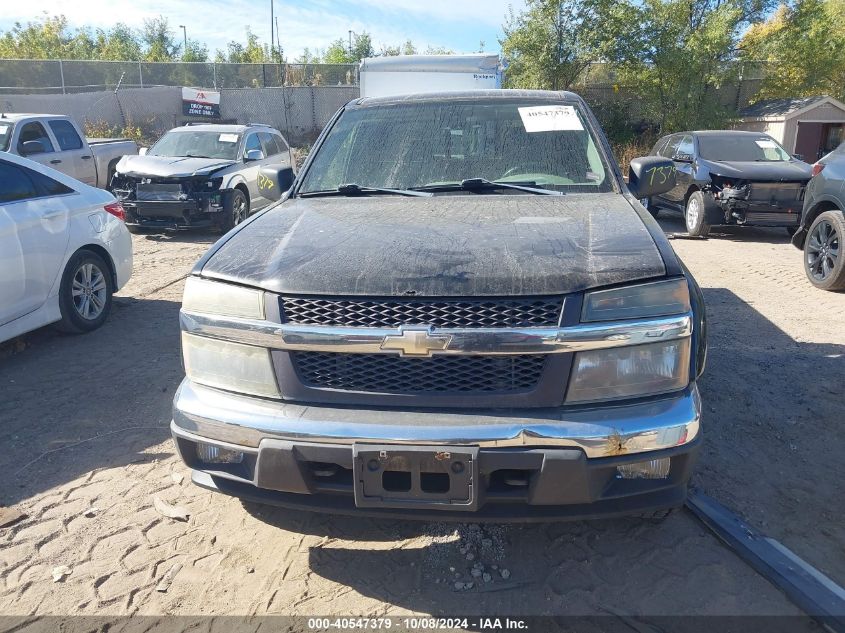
top-left (275, 17), bottom-right (282, 61)
top-left (270, 0), bottom-right (275, 62)
top-left (348, 30), bottom-right (354, 57)
top-left (179, 25), bottom-right (188, 58)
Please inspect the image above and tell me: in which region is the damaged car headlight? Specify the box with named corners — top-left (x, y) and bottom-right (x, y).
top-left (182, 277), bottom-right (265, 319)
top-left (566, 339), bottom-right (690, 404)
top-left (182, 333), bottom-right (280, 398)
top-left (582, 278), bottom-right (690, 322)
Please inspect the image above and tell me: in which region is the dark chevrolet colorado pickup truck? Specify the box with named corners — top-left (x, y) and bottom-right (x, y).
top-left (172, 90), bottom-right (707, 521)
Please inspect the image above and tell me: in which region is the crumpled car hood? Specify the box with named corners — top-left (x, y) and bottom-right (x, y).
top-left (702, 159), bottom-right (812, 181)
top-left (199, 193), bottom-right (667, 297)
top-left (114, 154), bottom-right (235, 178)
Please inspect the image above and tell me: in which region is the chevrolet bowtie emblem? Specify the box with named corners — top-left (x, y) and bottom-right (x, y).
top-left (380, 327), bottom-right (452, 357)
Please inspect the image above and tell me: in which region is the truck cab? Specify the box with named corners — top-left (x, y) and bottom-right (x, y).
top-left (0, 113), bottom-right (138, 189)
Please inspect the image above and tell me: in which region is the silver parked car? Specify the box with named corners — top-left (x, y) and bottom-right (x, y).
top-left (791, 142), bottom-right (845, 290)
top-left (111, 123), bottom-right (294, 233)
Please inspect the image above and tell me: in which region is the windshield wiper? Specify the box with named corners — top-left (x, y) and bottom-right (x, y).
top-left (300, 183), bottom-right (432, 198)
top-left (416, 178), bottom-right (564, 196)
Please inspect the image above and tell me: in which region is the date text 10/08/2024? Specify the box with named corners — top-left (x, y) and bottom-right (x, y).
top-left (307, 617), bottom-right (529, 630)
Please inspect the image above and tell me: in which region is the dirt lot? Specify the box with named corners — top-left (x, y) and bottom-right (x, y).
top-left (1, 213), bottom-right (843, 624)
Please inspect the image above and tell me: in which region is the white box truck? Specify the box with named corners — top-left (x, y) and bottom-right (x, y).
top-left (359, 54), bottom-right (504, 98)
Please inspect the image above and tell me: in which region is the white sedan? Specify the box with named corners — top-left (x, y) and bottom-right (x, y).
top-left (0, 152), bottom-right (133, 344)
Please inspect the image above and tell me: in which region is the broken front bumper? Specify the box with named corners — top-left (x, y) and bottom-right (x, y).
top-left (122, 198), bottom-right (224, 229)
top-left (171, 379), bottom-right (701, 520)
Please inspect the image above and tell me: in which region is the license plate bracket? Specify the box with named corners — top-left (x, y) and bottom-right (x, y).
top-left (353, 445), bottom-right (479, 511)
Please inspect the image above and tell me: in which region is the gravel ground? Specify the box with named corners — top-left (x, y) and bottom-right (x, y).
top-left (0, 214), bottom-right (842, 623)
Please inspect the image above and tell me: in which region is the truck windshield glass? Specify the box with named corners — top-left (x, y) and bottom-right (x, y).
top-left (0, 122), bottom-right (11, 152)
top-left (300, 101), bottom-right (612, 194)
top-left (149, 130), bottom-right (241, 160)
top-left (698, 135), bottom-right (792, 162)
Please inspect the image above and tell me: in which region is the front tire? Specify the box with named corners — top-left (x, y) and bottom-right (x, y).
top-left (57, 250), bottom-right (114, 334)
top-left (804, 210), bottom-right (845, 291)
top-left (685, 192), bottom-right (712, 237)
top-left (215, 189), bottom-right (249, 234)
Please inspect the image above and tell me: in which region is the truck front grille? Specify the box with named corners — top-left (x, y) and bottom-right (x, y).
top-left (280, 296), bottom-right (564, 328)
top-left (293, 352), bottom-right (547, 394)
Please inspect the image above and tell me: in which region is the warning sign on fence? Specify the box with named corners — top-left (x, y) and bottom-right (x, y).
top-left (182, 87), bottom-right (221, 118)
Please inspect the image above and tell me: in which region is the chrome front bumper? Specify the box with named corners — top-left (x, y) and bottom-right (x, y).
top-left (171, 379), bottom-right (701, 459)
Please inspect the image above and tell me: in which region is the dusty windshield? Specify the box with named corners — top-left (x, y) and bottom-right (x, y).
top-left (149, 130), bottom-right (241, 160)
top-left (0, 121), bottom-right (12, 152)
top-left (300, 100), bottom-right (613, 194)
top-left (699, 135), bottom-right (792, 162)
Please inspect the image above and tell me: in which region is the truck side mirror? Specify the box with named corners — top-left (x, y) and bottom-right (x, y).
top-left (258, 165), bottom-right (295, 202)
top-left (628, 156), bottom-right (677, 199)
top-left (138, 147), bottom-right (149, 156)
top-left (245, 149), bottom-right (265, 162)
top-left (20, 140), bottom-right (46, 156)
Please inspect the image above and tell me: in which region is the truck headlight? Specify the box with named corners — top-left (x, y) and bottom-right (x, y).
top-left (181, 279), bottom-right (274, 397)
top-left (582, 278), bottom-right (690, 322)
top-left (565, 339), bottom-right (690, 403)
top-left (182, 277), bottom-right (264, 319)
top-left (182, 333), bottom-right (280, 398)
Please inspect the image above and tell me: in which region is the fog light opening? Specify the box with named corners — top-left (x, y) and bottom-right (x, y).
top-left (196, 442), bottom-right (244, 465)
top-left (616, 457), bottom-right (671, 480)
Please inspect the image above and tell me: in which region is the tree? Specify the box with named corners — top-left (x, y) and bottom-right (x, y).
top-left (294, 47), bottom-right (321, 64)
top-left (501, 0), bottom-right (615, 90)
top-left (423, 45), bottom-right (454, 55)
top-left (96, 24), bottom-right (143, 61)
top-left (606, 0), bottom-right (776, 131)
top-left (324, 38), bottom-right (352, 63)
top-left (218, 28), bottom-right (271, 63)
top-left (402, 40), bottom-right (418, 55)
top-left (741, 0), bottom-right (845, 101)
top-left (0, 14), bottom-right (91, 59)
top-left (182, 39), bottom-right (209, 63)
top-left (141, 16), bottom-right (180, 61)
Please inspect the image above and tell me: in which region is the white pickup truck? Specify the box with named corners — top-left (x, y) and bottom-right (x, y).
top-left (0, 113), bottom-right (138, 189)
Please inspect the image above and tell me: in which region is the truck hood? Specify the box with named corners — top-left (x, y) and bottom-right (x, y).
top-left (199, 194), bottom-right (667, 297)
top-left (702, 159), bottom-right (812, 182)
top-left (114, 154), bottom-right (235, 178)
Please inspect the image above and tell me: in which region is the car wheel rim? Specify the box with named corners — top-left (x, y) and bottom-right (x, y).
top-left (72, 263), bottom-right (107, 320)
top-left (686, 198), bottom-right (700, 231)
top-left (806, 220), bottom-right (839, 282)
top-left (234, 196), bottom-right (247, 225)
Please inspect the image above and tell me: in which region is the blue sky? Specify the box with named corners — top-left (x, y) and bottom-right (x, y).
top-left (0, 0), bottom-right (525, 59)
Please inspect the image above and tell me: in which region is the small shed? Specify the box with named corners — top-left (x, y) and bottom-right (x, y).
top-left (737, 96), bottom-right (845, 161)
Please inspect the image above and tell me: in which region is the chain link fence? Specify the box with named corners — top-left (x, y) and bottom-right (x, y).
top-left (0, 59), bottom-right (357, 93)
top-left (0, 85), bottom-right (358, 146)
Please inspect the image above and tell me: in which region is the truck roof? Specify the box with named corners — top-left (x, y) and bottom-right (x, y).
top-left (0, 113), bottom-right (71, 122)
top-left (351, 89), bottom-right (584, 108)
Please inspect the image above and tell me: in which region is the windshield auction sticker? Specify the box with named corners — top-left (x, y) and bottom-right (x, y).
top-left (218, 133), bottom-right (239, 143)
top-left (755, 139), bottom-right (778, 149)
top-left (518, 105), bottom-right (583, 132)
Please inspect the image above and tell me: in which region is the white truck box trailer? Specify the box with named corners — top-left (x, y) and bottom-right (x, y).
top-left (359, 54), bottom-right (503, 98)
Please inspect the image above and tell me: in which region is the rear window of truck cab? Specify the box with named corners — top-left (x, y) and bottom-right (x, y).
top-left (300, 100), bottom-right (613, 194)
